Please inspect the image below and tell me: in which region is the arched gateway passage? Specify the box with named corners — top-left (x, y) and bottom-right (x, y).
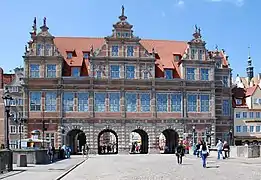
top-left (98, 129), bottom-right (118, 155)
top-left (159, 129), bottom-right (179, 154)
top-left (130, 129), bottom-right (149, 154)
top-left (66, 129), bottom-right (86, 155)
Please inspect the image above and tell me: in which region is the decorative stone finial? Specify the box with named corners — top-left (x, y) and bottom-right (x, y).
top-left (43, 17), bottom-right (46, 27)
top-left (121, 5), bottom-right (125, 16)
top-left (40, 17), bottom-right (49, 31)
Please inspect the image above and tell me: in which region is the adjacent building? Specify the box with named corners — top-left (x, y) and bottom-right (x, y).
top-left (22, 7), bottom-right (232, 154)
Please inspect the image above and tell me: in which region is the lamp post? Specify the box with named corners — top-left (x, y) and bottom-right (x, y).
top-left (61, 126), bottom-right (65, 145)
top-left (192, 125), bottom-right (196, 146)
top-left (14, 113), bottom-right (27, 149)
top-left (228, 129), bottom-right (233, 146)
top-left (205, 127), bottom-right (208, 143)
top-left (2, 88), bottom-right (13, 150)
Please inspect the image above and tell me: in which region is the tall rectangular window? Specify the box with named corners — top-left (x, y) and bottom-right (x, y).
top-left (72, 67), bottom-right (80, 77)
top-left (83, 53), bottom-right (89, 59)
top-left (127, 46), bottom-right (134, 57)
top-left (223, 76), bottom-right (229, 87)
top-left (110, 65), bottom-right (120, 79)
top-left (94, 93), bottom-right (106, 112)
top-left (126, 65), bottom-right (135, 79)
top-left (30, 92), bottom-right (41, 111)
top-left (256, 112), bottom-right (260, 118)
top-left (67, 52), bottom-right (72, 59)
top-left (200, 69), bottom-right (209, 81)
top-left (236, 126), bottom-right (241, 133)
top-left (250, 126), bottom-right (254, 132)
top-left (187, 94), bottom-right (197, 112)
top-left (242, 126), bottom-right (247, 132)
top-left (63, 92), bottom-right (74, 111)
top-left (36, 44), bottom-right (43, 56)
top-left (170, 94), bottom-right (181, 112)
top-left (250, 112), bottom-right (254, 118)
top-left (95, 70), bottom-right (102, 78)
top-left (222, 100), bottom-right (230, 116)
top-left (200, 95), bottom-right (209, 112)
top-left (256, 126), bottom-right (260, 132)
top-left (45, 92), bottom-right (57, 111)
top-left (111, 46), bottom-right (119, 56)
top-left (165, 70), bottom-right (173, 79)
top-left (191, 49), bottom-right (195, 59)
top-left (140, 93), bottom-right (150, 112)
top-left (199, 50), bottom-right (203, 60)
top-left (46, 64), bottom-right (56, 78)
top-left (125, 93), bottom-right (137, 112)
top-left (236, 112), bottom-right (241, 118)
top-left (186, 68), bottom-right (195, 80)
top-left (78, 93), bottom-right (88, 112)
top-left (45, 44), bottom-right (52, 56)
top-left (30, 64), bottom-right (40, 78)
top-left (109, 93), bottom-right (120, 112)
top-left (156, 93), bottom-right (168, 112)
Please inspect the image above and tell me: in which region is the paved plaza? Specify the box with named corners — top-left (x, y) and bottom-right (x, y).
top-left (62, 154), bottom-right (261, 180)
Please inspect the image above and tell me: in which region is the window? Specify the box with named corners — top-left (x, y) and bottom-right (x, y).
top-left (175, 55), bottom-right (179, 61)
top-left (109, 93), bottom-right (120, 112)
top-left (72, 67), bottom-right (80, 77)
top-left (94, 93), bottom-right (106, 112)
top-left (36, 44), bottom-right (43, 56)
top-left (111, 46), bottom-right (119, 56)
top-left (222, 100), bottom-right (230, 116)
top-left (127, 46), bottom-right (134, 57)
top-left (199, 50), bottom-right (203, 60)
top-left (191, 49), bottom-right (195, 59)
top-left (45, 92), bottom-right (56, 111)
top-left (30, 64), bottom-right (40, 78)
top-left (236, 99), bottom-right (242, 105)
top-left (170, 94), bottom-right (181, 112)
top-left (200, 69), bottom-right (209, 81)
top-left (223, 76), bottom-right (229, 87)
top-left (242, 126), bottom-right (247, 132)
top-left (236, 126), bottom-right (241, 133)
top-left (63, 92), bottom-right (74, 111)
top-left (243, 112), bottom-right (247, 118)
top-left (143, 71), bottom-right (149, 79)
top-left (126, 65), bottom-right (135, 79)
top-left (30, 92), bottom-right (41, 111)
top-left (250, 112), bottom-right (254, 118)
top-left (83, 53), bottom-right (89, 59)
top-left (256, 112), bottom-right (261, 118)
top-left (95, 70), bottom-right (102, 78)
top-left (186, 68), bottom-right (195, 80)
top-left (256, 126), bottom-right (260, 132)
top-left (45, 44), bottom-right (52, 56)
top-left (46, 64), bottom-right (56, 78)
top-left (110, 65), bottom-right (120, 79)
top-left (250, 126), bottom-right (254, 132)
top-left (18, 125), bottom-right (24, 133)
top-left (156, 93), bottom-right (168, 112)
top-left (17, 98), bottom-right (23, 106)
top-left (187, 94), bottom-right (197, 112)
top-left (140, 93), bottom-right (150, 112)
top-left (10, 99), bottom-right (16, 106)
top-left (125, 93), bottom-right (137, 112)
top-left (165, 70), bottom-right (173, 79)
top-left (67, 52), bottom-right (73, 59)
top-left (200, 95), bottom-right (210, 112)
top-left (236, 112), bottom-right (241, 118)
top-left (216, 61), bottom-right (221, 68)
top-left (9, 86), bottom-right (18, 92)
top-left (78, 93), bottom-right (88, 112)
top-left (10, 125), bottom-right (16, 134)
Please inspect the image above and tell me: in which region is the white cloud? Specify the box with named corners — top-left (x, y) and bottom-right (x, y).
top-left (174, 0), bottom-right (185, 7)
top-left (208, 0), bottom-right (245, 6)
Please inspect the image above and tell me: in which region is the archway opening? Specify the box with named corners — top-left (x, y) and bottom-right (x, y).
top-left (159, 129), bottom-right (179, 154)
top-left (66, 129), bottom-right (86, 155)
top-left (98, 129), bottom-right (118, 155)
top-left (130, 129), bottom-right (149, 154)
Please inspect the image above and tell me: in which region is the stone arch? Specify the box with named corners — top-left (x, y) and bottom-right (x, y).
top-left (157, 127), bottom-right (179, 154)
top-left (66, 128), bottom-right (86, 154)
top-left (97, 128), bottom-right (118, 155)
top-left (129, 127), bottom-right (149, 154)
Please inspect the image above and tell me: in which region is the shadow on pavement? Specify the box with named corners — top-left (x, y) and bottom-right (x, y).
top-left (0, 170), bottom-right (26, 180)
top-left (206, 165), bottom-right (219, 169)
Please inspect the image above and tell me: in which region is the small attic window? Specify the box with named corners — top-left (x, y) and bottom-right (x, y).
top-left (174, 55), bottom-right (179, 61)
top-left (83, 53), bottom-right (89, 59)
top-left (67, 52), bottom-right (73, 59)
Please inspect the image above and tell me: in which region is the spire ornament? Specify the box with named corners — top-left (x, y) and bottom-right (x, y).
top-left (121, 5), bottom-right (125, 16)
top-left (40, 17), bottom-right (49, 31)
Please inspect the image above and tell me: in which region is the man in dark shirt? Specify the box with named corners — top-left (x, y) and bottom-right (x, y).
top-left (176, 141), bottom-right (185, 164)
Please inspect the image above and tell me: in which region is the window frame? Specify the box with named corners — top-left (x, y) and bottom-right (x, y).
top-left (200, 94), bottom-right (210, 112)
top-left (140, 93), bottom-right (151, 112)
top-left (127, 46), bottom-right (134, 57)
top-left (187, 94), bottom-right (197, 112)
top-left (110, 65), bottom-right (120, 79)
top-left (45, 92), bottom-right (57, 112)
top-left (109, 92), bottom-right (120, 112)
top-left (125, 93), bottom-right (137, 112)
top-left (200, 68), bottom-right (209, 81)
top-left (72, 67), bottom-right (80, 77)
top-left (164, 69), bottom-right (173, 79)
top-left (30, 64), bottom-right (40, 78)
top-left (63, 92), bottom-right (74, 112)
top-left (186, 67), bottom-right (195, 80)
top-left (125, 65), bottom-right (135, 79)
top-left (170, 93), bottom-right (181, 112)
top-left (111, 45), bottom-right (119, 57)
top-left (94, 92), bottom-right (106, 112)
top-left (30, 91), bottom-right (41, 111)
top-left (78, 92), bottom-right (89, 112)
top-left (156, 93), bottom-right (168, 112)
top-left (46, 64), bottom-right (56, 78)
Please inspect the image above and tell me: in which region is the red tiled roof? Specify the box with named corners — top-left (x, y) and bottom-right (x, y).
top-left (246, 85), bottom-right (258, 97)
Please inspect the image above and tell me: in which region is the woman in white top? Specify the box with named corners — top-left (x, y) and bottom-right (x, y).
top-left (199, 142), bottom-right (209, 168)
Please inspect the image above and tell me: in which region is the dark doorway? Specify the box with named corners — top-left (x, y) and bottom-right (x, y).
top-left (130, 129), bottom-right (149, 154)
top-left (66, 129), bottom-right (86, 155)
top-left (159, 129), bottom-right (179, 154)
top-left (98, 129), bottom-right (118, 155)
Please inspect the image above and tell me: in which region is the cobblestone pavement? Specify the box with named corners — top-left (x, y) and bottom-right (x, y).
top-left (0, 156), bottom-right (85, 180)
top-left (62, 154), bottom-right (261, 180)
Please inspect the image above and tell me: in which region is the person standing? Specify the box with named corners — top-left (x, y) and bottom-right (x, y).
top-left (200, 142), bottom-right (209, 168)
top-left (216, 140), bottom-right (223, 160)
top-left (223, 141), bottom-right (230, 159)
top-left (176, 141), bottom-right (185, 164)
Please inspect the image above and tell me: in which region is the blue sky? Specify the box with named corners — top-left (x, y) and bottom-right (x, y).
top-left (0, 0), bottom-right (260, 77)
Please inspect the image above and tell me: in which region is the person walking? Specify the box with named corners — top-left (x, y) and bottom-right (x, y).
top-left (223, 141), bottom-right (230, 159)
top-left (176, 141), bottom-right (185, 164)
top-left (200, 141), bottom-right (209, 168)
top-left (216, 140), bottom-right (224, 160)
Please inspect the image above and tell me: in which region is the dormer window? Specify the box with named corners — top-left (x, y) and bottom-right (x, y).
top-left (127, 46), bottom-right (134, 57)
top-left (191, 49), bottom-right (195, 59)
top-left (36, 44), bottom-right (43, 56)
top-left (112, 46), bottom-right (119, 56)
top-left (174, 55), bottom-right (179, 61)
top-left (72, 67), bottom-right (80, 77)
top-left (236, 99), bottom-right (242, 105)
top-left (216, 60), bottom-right (221, 68)
top-left (199, 50), bottom-right (203, 60)
top-left (45, 44), bottom-right (52, 56)
top-left (164, 69), bottom-right (173, 79)
top-left (83, 53), bottom-right (89, 59)
top-left (67, 52), bottom-right (73, 59)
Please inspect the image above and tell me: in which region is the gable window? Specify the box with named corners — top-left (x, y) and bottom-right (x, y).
top-left (110, 65), bottom-right (120, 79)
top-left (143, 71), bottom-right (149, 79)
top-left (67, 52), bottom-right (73, 59)
top-left (236, 112), bottom-right (241, 118)
top-left (175, 55), bottom-right (180, 61)
top-left (45, 92), bottom-right (57, 111)
top-left (126, 65), bottom-right (135, 79)
top-left (36, 44), bottom-right (43, 56)
top-left (200, 95), bottom-right (210, 112)
top-left (165, 69), bottom-right (173, 79)
top-left (72, 67), bottom-right (80, 77)
top-left (199, 50), bottom-right (203, 60)
top-left (222, 100), bottom-right (230, 116)
top-left (45, 44), bottom-right (52, 56)
top-left (140, 93), bottom-right (150, 112)
top-left (223, 76), bottom-right (229, 87)
top-left (63, 92), bottom-right (74, 111)
top-left (109, 93), bottom-right (120, 112)
top-left (236, 99), bottom-right (242, 105)
top-left (95, 70), bottom-right (102, 78)
top-left (127, 46), bottom-right (134, 57)
top-left (30, 64), bottom-right (40, 78)
top-left (30, 92), bottom-right (41, 111)
top-left (156, 93), bottom-right (168, 112)
top-left (200, 69), bottom-right (209, 81)
top-left (83, 53), bottom-right (89, 59)
top-left (125, 93), bottom-right (137, 112)
top-left (94, 93), bottom-right (106, 112)
top-left (187, 94), bottom-right (197, 112)
top-left (186, 68), bottom-right (195, 80)
top-left (170, 94), bottom-right (181, 112)
top-left (111, 46), bottom-right (119, 56)
top-left (46, 64), bottom-right (56, 78)
top-left (191, 49), bottom-right (195, 59)
top-left (78, 93), bottom-right (89, 112)
top-left (216, 60), bottom-right (221, 68)
top-left (256, 112), bottom-right (260, 118)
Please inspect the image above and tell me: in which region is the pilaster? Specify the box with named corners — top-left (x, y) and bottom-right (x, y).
top-left (120, 89), bottom-right (126, 118)
top-left (151, 89), bottom-right (156, 118)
